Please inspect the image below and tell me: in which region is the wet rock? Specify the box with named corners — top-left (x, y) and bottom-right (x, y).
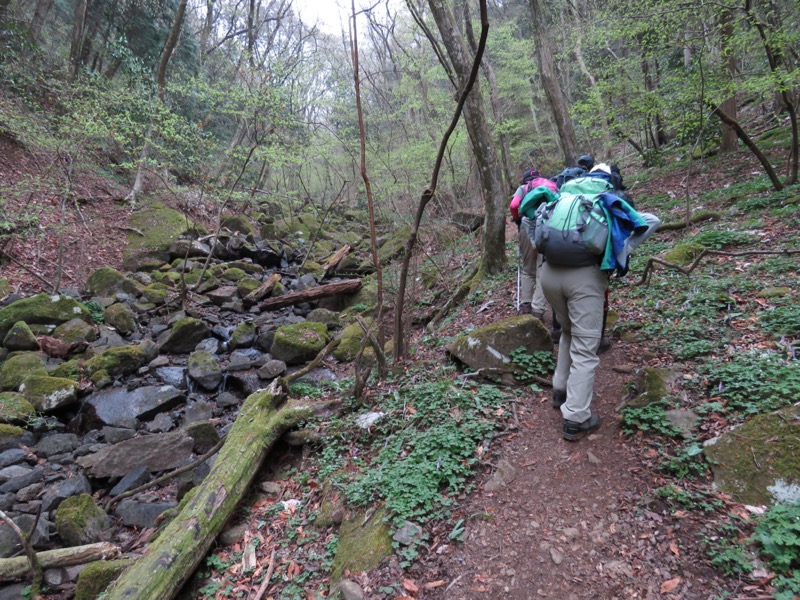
top-left (157, 317), bottom-right (210, 353)
top-left (227, 350), bottom-right (252, 371)
top-left (35, 433), bottom-right (80, 458)
top-left (258, 359), bottom-right (286, 380)
top-left (76, 430), bottom-right (195, 478)
top-left (181, 400), bottom-right (215, 426)
top-left (3, 321), bottom-right (40, 351)
top-left (216, 392), bottom-right (240, 408)
top-left (85, 385), bottom-right (185, 427)
top-left (114, 499), bottom-right (178, 528)
top-left (188, 350), bottom-right (223, 391)
top-left (155, 366), bottom-right (187, 389)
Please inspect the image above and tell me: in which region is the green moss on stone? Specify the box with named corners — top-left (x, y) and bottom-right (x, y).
top-left (55, 493), bottom-right (111, 546)
top-left (0, 423), bottom-right (25, 438)
top-left (663, 242), bottom-right (705, 266)
top-left (271, 322), bottom-right (329, 365)
top-left (330, 507), bottom-right (393, 582)
top-left (50, 358), bottom-right (81, 381)
top-left (705, 405), bottom-right (800, 505)
top-left (220, 215), bottom-right (256, 236)
top-left (333, 319), bottom-right (372, 362)
top-left (0, 392), bottom-right (35, 423)
top-left (0, 293), bottom-right (92, 339)
top-left (21, 375), bottom-right (79, 411)
top-left (123, 203), bottom-right (207, 271)
top-left (83, 345), bottom-right (148, 378)
top-left (85, 267), bottom-right (143, 297)
top-left (0, 352), bottom-right (47, 391)
top-left (74, 559), bottom-right (136, 600)
top-left (230, 322), bottom-right (256, 348)
top-left (103, 304), bottom-right (136, 334)
top-left (237, 277), bottom-right (261, 298)
top-left (3, 321), bottom-right (40, 351)
top-left (221, 267), bottom-right (247, 282)
top-left (756, 287), bottom-right (792, 299)
top-left (52, 318), bottom-right (98, 343)
top-left (630, 368), bottom-right (672, 408)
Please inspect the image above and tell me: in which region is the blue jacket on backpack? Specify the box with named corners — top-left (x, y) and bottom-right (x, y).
top-left (599, 193), bottom-right (660, 276)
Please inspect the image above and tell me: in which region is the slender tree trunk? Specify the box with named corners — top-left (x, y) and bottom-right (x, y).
top-left (529, 0), bottom-right (578, 165)
top-left (718, 8), bottom-right (738, 152)
top-left (128, 0), bottom-right (188, 202)
top-left (427, 0), bottom-right (506, 276)
top-left (29, 0), bottom-right (53, 40)
top-left (68, 0), bottom-right (88, 82)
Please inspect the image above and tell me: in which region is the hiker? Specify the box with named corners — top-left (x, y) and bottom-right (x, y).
top-left (537, 173), bottom-right (660, 441)
top-left (509, 168), bottom-right (558, 332)
top-left (554, 154), bottom-right (594, 190)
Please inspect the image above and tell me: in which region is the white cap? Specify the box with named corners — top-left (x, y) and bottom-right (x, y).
top-left (590, 163), bottom-right (611, 175)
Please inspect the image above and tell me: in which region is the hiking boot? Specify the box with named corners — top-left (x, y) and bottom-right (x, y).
top-left (519, 302), bottom-right (533, 315)
top-left (598, 336), bottom-right (612, 354)
top-left (563, 414), bottom-right (601, 442)
top-left (551, 388), bottom-right (567, 409)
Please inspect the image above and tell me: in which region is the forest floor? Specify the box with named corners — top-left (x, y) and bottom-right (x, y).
top-left (1, 131), bottom-right (790, 600)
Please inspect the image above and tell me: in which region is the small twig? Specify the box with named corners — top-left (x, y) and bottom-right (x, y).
top-left (116, 226), bottom-right (145, 236)
top-left (283, 337), bottom-right (342, 385)
top-left (0, 509), bottom-right (42, 596)
top-left (252, 547), bottom-right (278, 600)
top-left (106, 435), bottom-right (227, 509)
top-left (445, 571), bottom-right (468, 592)
top-left (750, 447), bottom-right (761, 470)
top-left (0, 250), bottom-right (55, 290)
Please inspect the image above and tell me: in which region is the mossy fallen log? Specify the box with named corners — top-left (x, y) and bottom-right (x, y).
top-left (101, 380), bottom-right (322, 600)
top-left (0, 542), bottom-right (120, 581)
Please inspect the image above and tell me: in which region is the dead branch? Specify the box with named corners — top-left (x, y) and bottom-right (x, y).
top-left (116, 226), bottom-right (145, 236)
top-left (0, 509), bottom-right (42, 592)
top-left (0, 542), bottom-right (119, 582)
top-left (638, 248), bottom-right (800, 285)
top-left (283, 337), bottom-right (342, 385)
top-left (257, 279), bottom-right (362, 311)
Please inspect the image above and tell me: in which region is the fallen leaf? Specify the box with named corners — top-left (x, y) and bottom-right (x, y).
top-left (660, 577), bottom-right (681, 593)
top-left (669, 542), bottom-right (679, 556)
top-left (403, 579), bottom-right (419, 593)
top-left (422, 580), bottom-right (447, 589)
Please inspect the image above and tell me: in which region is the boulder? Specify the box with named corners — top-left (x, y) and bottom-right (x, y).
top-left (446, 315), bottom-right (552, 372)
top-left (103, 303), bottom-right (136, 334)
top-left (333, 319), bottom-right (371, 362)
top-left (2, 321), bottom-right (40, 351)
top-left (85, 267), bottom-right (143, 297)
top-left (122, 203), bottom-right (206, 271)
top-left (229, 321), bottom-right (255, 349)
top-left (0, 293), bottom-right (93, 340)
top-left (83, 344), bottom-right (150, 379)
top-left (704, 405), bottom-right (800, 505)
top-left (270, 322), bottom-right (329, 365)
top-left (76, 430), bottom-right (195, 478)
top-left (20, 376), bottom-right (79, 412)
top-left (0, 352), bottom-right (48, 391)
top-left (0, 392), bottom-right (36, 423)
top-left (54, 493), bottom-right (112, 546)
top-left (188, 351), bottom-right (223, 391)
top-left (52, 318), bottom-right (98, 344)
top-left (157, 318), bottom-right (210, 354)
top-left (331, 507), bottom-right (393, 582)
top-left (84, 385), bottom-right (185, 427)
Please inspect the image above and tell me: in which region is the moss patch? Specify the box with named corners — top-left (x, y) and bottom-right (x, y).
top-left (663, 242), bottom-right (706, 266)
top-left (83, 345), bottom-right (148, 379)
top-left (55, 493), bottom-right (112, 546)
top-left (0, 392), bottom-right (35, 423)
top-left (270, 322), bottom-right (329, 365)
top-left (74, 559), bottom-right (136, 600)
top-left (0, 293), bottom-right (92, 340)
top-left (21, 375), bottom-right (79, 412)
top-left (123, 203), bottom-right (206, 271)
top-left (330, 507), bottom-right (393, 582)
top-left (333, 319), bottom-right (372, 363)
top-left (85, 267), bottom-right (143, 297)
top-left (705, 405), bottom-right (800, 505)
top-left (0, 352), bottom-right (48, 391)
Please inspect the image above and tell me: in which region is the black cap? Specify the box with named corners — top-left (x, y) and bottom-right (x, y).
top-left (577, 155), bottom-right (594, 169)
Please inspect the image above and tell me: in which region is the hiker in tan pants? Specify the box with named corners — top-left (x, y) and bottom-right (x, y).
top-left (540, 261), bottom-right (608, 441)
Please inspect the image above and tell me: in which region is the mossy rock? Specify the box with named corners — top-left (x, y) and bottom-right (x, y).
top-left (230, 322), bottom-right (256, 349)
top-left (300, 261), bottom-right (325, 278)
top-left (628, 368), bottom-right (678, 408)
top-left (20, 375), bottom-right (79, 412)
top-left (307, 308), bottom-right (340, 330)
top-left (446, 315), bottom-right (552, 373)
top-left (0, 352), bottom-right (47, 391)
top-left (55, 493), bottom-right (112, 546)
top-left (705, 405), bottom-right (800, 505)
top-left (0, 392), bottom-right (35, 423)
top-left (85, 267), bottom-right (143, 298)
top-left (74, 558), bottom-right (136, 600)
top-left (0, 279), bottom-right (12, 298)
top-left (224, 261), bottom-right (264, 276)
top-left (50, 358), bottom-right (81, 381)
top-left (0, 293), bottom-right (93, 340)
top-left (221, 267), bottom-right (248, 282)
top-left (123, 203), bottom-right (207, 271)
top-left (270, 322), bottom-right (329, 365)
top-left (376, 225), bottom-right (411, 266)
top-left (663, 242), bottom-right (705, 266)
top-left (52, 318), bottom-right (98, 344)
top-left (220, 214), bottom-right (256, 236)
top-left (0, 423), bottom-right (31, 451)
top-left (157, 318), bottom-right (209, 354)
top-left (330, 507), bottom-right (393, 582)
top-left (185, 421), bottom-right (220, 454)
top-left (103, 303), bottom-right (136, 335)
top-left (83, 345), bottom-right (149, 379)
top-left (756, 286), bottom-right (792, 299)
top-left (333, 319), bottom-right (372, 363)
top-left (2, 321), bottom-right (40, 351)
top-left (141, 283), bottom-right (170, 306)
top-left (236, 277), bottom-right (261, 299)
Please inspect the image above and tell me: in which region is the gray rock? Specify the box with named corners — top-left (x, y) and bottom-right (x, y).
top-left (255, 329), bottom-right (275, 352)
top-left (35, 433), bottom-right (80, 458)
top-left (665, 408), bottom-right (700, 439)
top-left (89, 325), bottom-right (127, 352)
top-left (0, 583), bottom-right (29, 599)
top-left (41, 475), bottom-right (92, 512)
top-left (76, 431), bottom-right (195, 478)
top-left (114, 499), bottom-right (178, 528)
top-left (85, 385), bottom-right (185, 427)
top-left (109, 466), bottom-right (151, 496)
top-left (0, 449), bottom-right (28, 468)
top-left (0, 465), bottom-right (44, 493)
top-left (157, 318), bottom-right (210, 354)
top-left (216, 392), bottom-right (240, 408)
top-left (227, 351), bottom-right (252, 371)
top-left (334, 580), bottom-right (365, 600)
top-left (356, 412), bottom-right (384, 429)
top-left (393, 520), bottom-right (424, 545)
top-left (188, 351), bottom-right (223, 391)
top-left (258, 359), bottom-right (286, 380)
top-left (0, 513), bottom-right (52, 556)
top-left (101, 427), bottom-right (137, 444)
top-left (155, 366), bottom-right (188, 389)
top-left (205, 286), bottom-right (239, 306)
top-left (181, 401), bottom-right (215, 426)
top-left (195, 338), bottom-right (220, 354)
top-left (15, 482), bottom-right (44, 502)
top-left (484, 459), bottom-right (517, 492)
top-left (146, 412), bottom-right (175, 433)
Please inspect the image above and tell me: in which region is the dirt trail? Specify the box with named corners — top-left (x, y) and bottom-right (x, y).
top-left (421, 339), bottom-right (729, 600)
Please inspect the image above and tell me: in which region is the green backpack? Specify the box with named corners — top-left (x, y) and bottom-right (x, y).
top-left (531, 177), bottom-right (612, 267)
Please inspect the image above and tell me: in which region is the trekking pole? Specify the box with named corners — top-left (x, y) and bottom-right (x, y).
top-left (516, 241), bottom-right (521, 312)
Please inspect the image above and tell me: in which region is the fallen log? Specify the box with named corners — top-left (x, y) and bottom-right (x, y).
top-left (322, 244), bottom-right (352, 277)
top-left (258, 278), bottom-right (362, 311)
top-left (243, 272), bottom-right (282, 305)
top-left (0, 542), bottom-right (120, 581)
top-left (101, 380), bottom-right (332, 600)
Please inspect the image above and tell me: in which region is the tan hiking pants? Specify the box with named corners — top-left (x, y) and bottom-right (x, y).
top-left (540, 262), bottom-right (608, 423)
top-left (519, 229), bottom-right (548, 314)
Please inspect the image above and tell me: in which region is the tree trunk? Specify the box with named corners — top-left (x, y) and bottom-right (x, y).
top-left (718, 7), bottom-right (738, 152)
top-left (29, 0), bottom-right (53, 41)
top-left (128, 0), bottom-right (188, 202)
top-left (68, 0), bottom-right (88, 82)
top-left (102, 381), bottom-right (318, 600)
top-left (529, 0), bottom-right (579, 165)
top-left (427, 0), bottom-right (506, 276)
